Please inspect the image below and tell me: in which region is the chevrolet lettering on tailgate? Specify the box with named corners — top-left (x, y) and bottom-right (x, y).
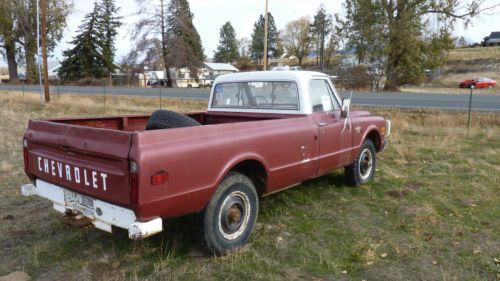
top-left (37, 156), bottom-right (108, 191)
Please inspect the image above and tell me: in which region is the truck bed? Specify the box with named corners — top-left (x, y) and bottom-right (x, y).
top-left (24, 111), bottom-right (309, 216)
top-left (48, 111), bottom-right (305, 132)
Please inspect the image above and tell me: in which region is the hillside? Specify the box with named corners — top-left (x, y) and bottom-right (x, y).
top-left (433, 46), bottom-right (500, 89)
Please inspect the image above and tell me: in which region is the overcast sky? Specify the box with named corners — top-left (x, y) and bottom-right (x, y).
top-left (1, 0), bottom-right (499, 66)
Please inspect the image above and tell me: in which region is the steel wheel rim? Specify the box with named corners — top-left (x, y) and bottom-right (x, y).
top-left (218, 191), bottom-right (251, 240)
top-left (358, 148), bottom-right (373, 180)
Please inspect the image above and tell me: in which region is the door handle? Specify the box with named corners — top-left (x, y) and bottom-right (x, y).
top-left (318, 122), bottom-right (327, 127)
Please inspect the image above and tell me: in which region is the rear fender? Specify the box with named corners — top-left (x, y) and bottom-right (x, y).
top-left (201, 154), bottom-right (270, 206)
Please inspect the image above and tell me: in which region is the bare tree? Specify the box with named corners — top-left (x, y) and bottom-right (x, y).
top-left (282, 17), bottom-right (312, 66)
top-left (133, 0), bottom-right (172, 86)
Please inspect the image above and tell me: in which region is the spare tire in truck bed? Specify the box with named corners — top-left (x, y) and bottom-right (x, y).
top-left (146, 110), bottom-right (201, 130)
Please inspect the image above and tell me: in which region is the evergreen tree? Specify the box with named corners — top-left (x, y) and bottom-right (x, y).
top-left (99, 0), bottom-right (122, 74)
top-left (214, 21), bottom-right (239, 63)
top-left (58, 2), bottom-right (106, 80)
top-left (250, 13), bottom-right (278, 66)
top-left (311, 6), bottom-right (332, 70)
top-left (166, 0), bottom-right (204, 76)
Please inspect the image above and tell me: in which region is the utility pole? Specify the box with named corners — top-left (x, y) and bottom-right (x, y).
top-left (41, 0), bottom-right (50, 102)
top-left (263, 0), bottom-right (269, 71)
top-left (36, 0), bottom-right (43, 104)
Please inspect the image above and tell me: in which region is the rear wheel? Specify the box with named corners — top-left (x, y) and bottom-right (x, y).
top-left (200, 172), bottom-right (258, 256)
top-left (345, 139), bottom-right (377, 186)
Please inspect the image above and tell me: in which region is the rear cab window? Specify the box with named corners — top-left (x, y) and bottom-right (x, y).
top-left (211, 81), bottom-right (300, 110)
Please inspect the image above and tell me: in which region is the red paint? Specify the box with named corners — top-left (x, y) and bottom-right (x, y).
top-left (23, 110), bottom-right (387, 221)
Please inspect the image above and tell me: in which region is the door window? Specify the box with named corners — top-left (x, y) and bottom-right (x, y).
top-left (309, 79), bottom-right (334, 112)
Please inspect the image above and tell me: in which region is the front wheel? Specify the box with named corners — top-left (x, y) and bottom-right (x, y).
top-left (345, 139), bottom-right (377, 186)
top-left (200, 172), bottom-right (258, 256)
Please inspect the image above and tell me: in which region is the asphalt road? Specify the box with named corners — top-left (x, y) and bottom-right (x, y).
top-left (1, 84), bottom-right (499, 112)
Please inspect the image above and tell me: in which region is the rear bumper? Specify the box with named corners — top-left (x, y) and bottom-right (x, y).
top-left (21, 180), bottom-right (162, 240)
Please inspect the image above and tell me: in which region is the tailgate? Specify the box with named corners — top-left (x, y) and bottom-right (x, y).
top-left (24, 120), bottom-right (133, 206)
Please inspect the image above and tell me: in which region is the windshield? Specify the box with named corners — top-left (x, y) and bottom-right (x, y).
top-left (211, 81), bottom-right (300, 110)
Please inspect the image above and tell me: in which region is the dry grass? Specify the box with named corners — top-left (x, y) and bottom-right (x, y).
top-left (0, 91), bottom-right (499, 280)
top-left (448, 46), bottom-right (500, 61)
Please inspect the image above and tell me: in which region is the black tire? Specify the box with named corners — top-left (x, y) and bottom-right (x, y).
top-left (345, 139), bottom-right (377, 186)
top-left (146, 110), bottom-right (201, 130)
top-left (200, 172), bottom-right (259, 256)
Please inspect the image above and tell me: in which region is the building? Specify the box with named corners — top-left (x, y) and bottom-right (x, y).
top-left (201, 63), bottom-right (239, 80)
top-left (143, 62), bottom-right (239, 88)
top-left (483, 32), bottom-right (500, 46)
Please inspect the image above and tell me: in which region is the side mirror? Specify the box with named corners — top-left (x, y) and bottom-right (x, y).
top-left (341, 98), bottom-right (351, 118)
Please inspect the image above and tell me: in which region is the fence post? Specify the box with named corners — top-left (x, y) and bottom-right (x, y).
top-left (466, 86), bottom-right (473, 138)
top-left (158, 79), bottom-right (162, 110)
top-left (102, 81), bottom-right (106, 108)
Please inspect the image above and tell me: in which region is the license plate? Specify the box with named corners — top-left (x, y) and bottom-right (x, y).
top-left (78, 194), bottom-right (94, 209)
top-left (64, 189), bottom-right (94, 209)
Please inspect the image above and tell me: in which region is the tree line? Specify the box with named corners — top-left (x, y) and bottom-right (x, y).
top-left (0, 0), bottom-right (494, 92)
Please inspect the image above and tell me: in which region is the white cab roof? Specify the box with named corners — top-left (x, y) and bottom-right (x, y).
top-left (214, 71), bottom-right (329, 84)
top-left (209, 71), bottom-right (341, 115)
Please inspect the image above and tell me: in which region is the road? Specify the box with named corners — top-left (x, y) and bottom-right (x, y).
top-left (1, 84), bottom-right (499, 112)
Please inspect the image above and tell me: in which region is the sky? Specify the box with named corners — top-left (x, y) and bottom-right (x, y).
top-left (1, 0), bottom-right (500, 66)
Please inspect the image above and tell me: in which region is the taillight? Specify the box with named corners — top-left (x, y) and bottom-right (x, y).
top-left (151, 170), bottom-right (168, 185)
top-left (23, 139), bottom-right (29, 171)
top-left (130, 161), bottom-right (139, 204)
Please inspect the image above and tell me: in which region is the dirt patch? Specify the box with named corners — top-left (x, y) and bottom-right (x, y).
top-left (385, 182), bottom-right (422, 198)
top-left (385, 190), bottom-right (410, 198)
top-left (0, 272), bottom-right (30, 281)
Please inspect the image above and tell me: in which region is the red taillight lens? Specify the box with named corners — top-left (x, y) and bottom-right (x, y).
top-left (23, 139), bottom-right (29, 171)
top-left (130, 161), bottom-right (139, 204)
top-left (151, 171), bottom-right (168, 185)
top-left (130, 173), bottom-right (139, 204)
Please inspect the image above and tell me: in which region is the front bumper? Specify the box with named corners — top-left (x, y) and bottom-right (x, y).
top-left (21, 180), bottom-right (162, 240)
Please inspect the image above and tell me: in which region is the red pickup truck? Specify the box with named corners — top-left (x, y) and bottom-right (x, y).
top-left (22, 71), bottom-right (390, 255)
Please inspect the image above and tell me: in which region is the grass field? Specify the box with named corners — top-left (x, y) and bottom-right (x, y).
top-left (0, 91), bottom-right (499, 281)
top-left (401, 46), bottom-right (500, 94)
top-left (447, 46), bottom-right (500, 61)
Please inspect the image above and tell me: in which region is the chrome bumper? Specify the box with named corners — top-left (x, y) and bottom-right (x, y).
top-left (21, 180), bottom-right (162, 240)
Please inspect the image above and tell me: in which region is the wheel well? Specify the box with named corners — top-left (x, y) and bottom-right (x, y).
top-left (367, 130), bottom-right (381, 151)
top-left (230, 160), bottom-right (267, 197)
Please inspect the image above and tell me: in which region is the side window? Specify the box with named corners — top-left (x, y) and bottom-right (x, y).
top-left (309, 79), bottom-right (334, 112)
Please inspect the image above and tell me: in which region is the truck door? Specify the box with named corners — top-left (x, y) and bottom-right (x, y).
top-left (309, 79), bottom-right (353, 176)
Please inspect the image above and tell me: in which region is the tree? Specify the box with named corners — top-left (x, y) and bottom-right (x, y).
top-left (238, 37), bottom-right (251, 58)
top-left (0, 0), bottom-right (70, 82)
top-left (0, 1), bottom-right (19, 81)
top-left (58, 2), bottom-right (106, 80)
top-left (166, 0), bottom-right (204, 77)
top-left (133, 0), bottom-right (204, 87)
top-left (339, 0), bottom-right (493, 90)
top-left (99, 0), bottom-right (122, 75)
top-left (311, 6), bottom-right (332, 70)
top-left (133, 0), bottom-right (171, 85)
top-left (214, 21), bottom-right (238, 63)
top-left (15, 0), bottom-right (71, 82)
top-left (250, 13), bottom-right (278, 66)
top-left (282, 17), bottom-right (313, 66)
